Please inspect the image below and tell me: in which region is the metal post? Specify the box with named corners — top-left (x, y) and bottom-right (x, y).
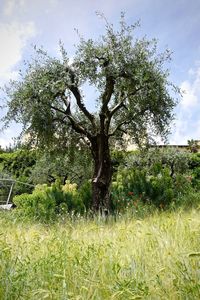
top-left (6, 181), bottom-right (14, 205)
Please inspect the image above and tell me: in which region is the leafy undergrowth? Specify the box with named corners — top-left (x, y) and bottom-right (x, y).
top-left (0, 209), bottom-right (200, 299)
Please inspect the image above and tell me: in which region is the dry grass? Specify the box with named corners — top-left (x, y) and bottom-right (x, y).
top-left (0, 208), bottom-right (200, 299)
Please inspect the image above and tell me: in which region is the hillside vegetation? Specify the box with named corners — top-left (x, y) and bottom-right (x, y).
top-left (0, 208), bottom-right (200, 299)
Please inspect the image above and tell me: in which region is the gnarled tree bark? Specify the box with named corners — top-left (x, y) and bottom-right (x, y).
top-left (91, 134), bottom-right (112, 212)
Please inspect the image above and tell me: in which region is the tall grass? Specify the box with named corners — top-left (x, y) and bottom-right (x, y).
top-left (0, 208), bottom-right (200, 299)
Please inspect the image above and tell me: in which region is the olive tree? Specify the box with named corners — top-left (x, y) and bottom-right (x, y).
top-left (2, 15), bottom-right (178, 212)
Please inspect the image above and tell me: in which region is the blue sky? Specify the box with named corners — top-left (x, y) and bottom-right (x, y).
top-left (0, 0), bottom-right (200, 147)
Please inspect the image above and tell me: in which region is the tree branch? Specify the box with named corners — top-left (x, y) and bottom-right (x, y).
top-left (50, 105), bottom-right (66, 115)
top-left (109, 106), bottom-right (148, 137)
top-left (109, 97), bottom-right (126, 119)
top-left (108, 120), bottom-right (130, 137)
top-left (95, 56), bottom-right (110, 68)
top-left (66, 114), bottom-right (89, 137)
top-left (108, 85), bottom-right (145, 121)
top-left (52, 116), bottom-right (67, 125)
top-left (101, 75), bottom-right (115, 112)
top-left (50, 103), bottom-right (92, 140)
top-left (66, 67), bottom-right (96, 128)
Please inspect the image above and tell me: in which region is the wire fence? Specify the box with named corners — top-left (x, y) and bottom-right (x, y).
top-left (0, 178), bottom-right (34, 206)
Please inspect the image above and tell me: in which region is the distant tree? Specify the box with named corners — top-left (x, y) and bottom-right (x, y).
top-left (0, 149), bottom-right (37, 194)
top-left (30, 145), bottom-right (92, 186)
top-left (124, 148), bottom-right (190, 178)
top-left (188, 139), bottom-right (199, 153)
top-left (0, 145), bottom-right (4, 154)
top-left (2, 14), bottom-right (179, 212)
top-left (0, 149), bottom-right (36, 178)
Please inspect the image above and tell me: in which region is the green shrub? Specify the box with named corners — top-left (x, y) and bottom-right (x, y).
top-left (13, 190), bottom-right (56, 221)
top-left (188, 153), bottom-right (200, 189)
top-left (78, 180), bottom-right (92, 211)
top-left (110, 148), bottom-right (196, 211)
top-left (189, 153), bottom-right (200, 169)
top-left (124, 148), bottom-right (190, 176)
top-left (112, 166), bottom-right (193, 210)
top-left (13, 180), bottom-right (85, 221)
top-left (172, 191), bottom-right (200, 209)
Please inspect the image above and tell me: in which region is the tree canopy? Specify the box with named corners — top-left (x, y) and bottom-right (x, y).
top-left (1, 14), bottom-right (179, 211)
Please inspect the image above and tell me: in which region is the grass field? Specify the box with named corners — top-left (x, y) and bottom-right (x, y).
top-left (0, 209), bottom-right (200, 299)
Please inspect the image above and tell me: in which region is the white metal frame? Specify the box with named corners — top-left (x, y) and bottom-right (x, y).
top-left (0, 178), bottom-right (34, 205)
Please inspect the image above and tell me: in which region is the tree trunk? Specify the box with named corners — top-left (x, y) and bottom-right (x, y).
top-left (91, 134), bottom-right (112, 213)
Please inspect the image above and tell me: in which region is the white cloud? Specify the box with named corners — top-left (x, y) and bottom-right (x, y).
top-left (3, 0), bottom-right (26, 16)
top-left (0, 21), bottom-right (36, 81)
top-left (0, 137), bottom-right (11, 148)
top-left (180, 66), bottom-right (200, 109)
top-left (0, 129), bottom-right (15, 148)
top-left (0, 125), bottom-right (22, 148)
top-left (3, 0), bottom-right (59, 17)
top-left (169, 117), bottom-right (190, 145)
top-left (170, 64), bottom-right (200, 144)
top-left (3, 0), bottom-right (15, 16)
top-left (180, 80), bottom-right (198, 109)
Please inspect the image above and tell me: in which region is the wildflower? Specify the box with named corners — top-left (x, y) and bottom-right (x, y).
top-left (128, 191), bottom-right (134, 196)
top-left (133, 199), bottom-right (139, 207)
top-left (186, 175), bottom-right (192, 182)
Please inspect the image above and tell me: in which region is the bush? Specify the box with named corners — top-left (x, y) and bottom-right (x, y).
top-left (0, 150), bottom-right (36, 193)
top-left (13, 180), bottom-right (85, 222)
top-left (188, 153), bottom-right (200, 189)
top-left (77, 180), bottom-right (92, 211)
top-left (172, 191), bottom-right (200, 209)
top-left (13, 190), bottom-right (56, 221)
top-left (112, 164), bottom-right (193, 211)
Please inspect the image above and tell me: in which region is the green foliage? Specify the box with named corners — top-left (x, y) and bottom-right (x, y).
top-left (11, 148), bottom-right (198, 217)
top-left (3, 16), bottom-right (177, 148)
top-left (13, 180), bottom-right (85, 222)
top-left (30, 146), bottom-right (92, 186)
top-left (0, 149), bottom-right (36, 194)
top-left (188, 139), bottom-right (199, 153)
top-left (77, 180), bottom-right (92, 211)
top-left (125, 148), bottom-right (190, 176)
top-left (186, 152), bottom-right (200, 189)
top-left (13, 190), bottom-right (56, 221)
top-left (13, 178), bottom-right (93, 221)
top-left (112, 149), bottom-right (193, 210)
top-left (0, 144), bottom-right (92, 201)
top-left (189, 153), bottom-right (200, 169)
top-left (173, 191), bottom-right (200, 209)
top-left (0, 149), bottom-right (36, 178)
top-left (191, 168), bottom-right (200, 188)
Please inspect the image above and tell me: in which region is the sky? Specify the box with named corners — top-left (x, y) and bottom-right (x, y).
top-left (0, 0), bottom-right (200, 147)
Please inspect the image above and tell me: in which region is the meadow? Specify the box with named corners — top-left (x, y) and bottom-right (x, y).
top-left (0, 208), bottom-right (200, 299)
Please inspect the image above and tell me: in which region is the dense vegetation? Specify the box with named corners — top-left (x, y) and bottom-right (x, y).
top-left (0, 146), bottom-right (200, 221)
top-left (1, 144), bottom-right (200, 300)
top-left (0, 208), bottom-right (200, 299)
